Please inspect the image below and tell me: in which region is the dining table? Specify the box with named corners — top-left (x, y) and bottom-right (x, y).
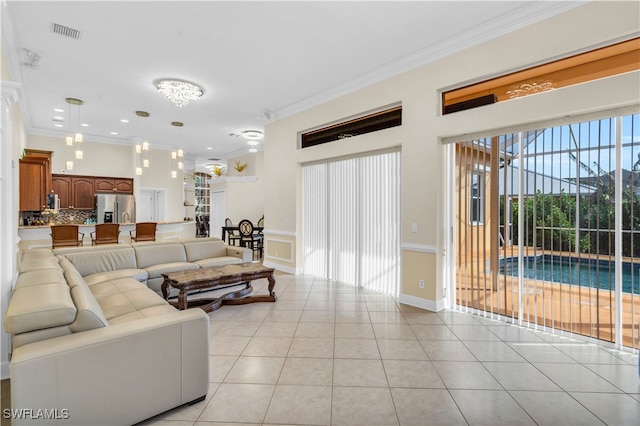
top-left (221, 225), bottom-right (263, 246)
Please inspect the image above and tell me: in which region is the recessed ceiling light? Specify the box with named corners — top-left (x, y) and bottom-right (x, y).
top-left (207, 147), bottom-right (212, 150)
top-left (249, 148), bottom-right (258, 153)
top-left (120, 119), bottom-right (129, 123)
top-left (53, 108), bottom-right (64, 112)
top-left (53, 116), bottom-right (64, 120)
top-left (110, 132), bottom-right (118, 135)
top-left (54, 124), bottom-right (63, 128)
top-left (80, 123), bottom-right (89, 127)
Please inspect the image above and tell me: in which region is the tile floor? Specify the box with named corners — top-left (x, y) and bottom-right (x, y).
top-left (135, 274), bottom-right (640, 425)
top-left (4, 273), bottom-right (639, 425)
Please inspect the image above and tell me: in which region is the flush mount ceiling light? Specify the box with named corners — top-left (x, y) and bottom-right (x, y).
top-left (154, 79), bottom-right (203, 108)
top-left (242, 130), bottom-right (263, 140)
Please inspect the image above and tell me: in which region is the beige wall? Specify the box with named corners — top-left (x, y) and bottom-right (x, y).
top-left (138, 148), bottom-right (185, 222)
top-left (210, 151), bottom-right (265, 226)
top-left (263, 1), bottom-right (640, 309)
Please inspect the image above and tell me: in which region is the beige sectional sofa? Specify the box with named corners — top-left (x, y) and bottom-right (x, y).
top-left (4, 237), bottom-right (252, 425)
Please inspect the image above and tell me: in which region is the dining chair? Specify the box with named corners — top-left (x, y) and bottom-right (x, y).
top-left (51, 225), bottom-right (84, 248)
top-left (130, 222), bottom-right (157, 242)
top-left (91, 223), bottom-right (120, 245)
top-left (225, 218), bottom-right (242, 246)
top-left (238, 219), bottom-right (262, 259)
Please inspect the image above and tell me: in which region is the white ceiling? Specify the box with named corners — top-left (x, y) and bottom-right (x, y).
top-left (2, 1), bottom-right (579, 169)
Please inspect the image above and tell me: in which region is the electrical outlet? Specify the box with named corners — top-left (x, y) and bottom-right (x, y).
top-left (411, 223), bottom-right (418, 233)
top-left (419, 279), bottom-right (425, 289)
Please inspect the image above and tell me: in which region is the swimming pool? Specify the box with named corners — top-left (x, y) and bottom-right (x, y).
top-left (499, 255), bottom-right (640, 294)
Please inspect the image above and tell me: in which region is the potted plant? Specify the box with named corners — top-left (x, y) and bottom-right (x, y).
top-left (234, 161), bottom-right (248, 176)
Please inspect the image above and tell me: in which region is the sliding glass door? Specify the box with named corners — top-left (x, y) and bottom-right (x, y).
top-left (453, 113), bottom-right (639, 350)
top-left (303, 149), bottom-right (401, 295)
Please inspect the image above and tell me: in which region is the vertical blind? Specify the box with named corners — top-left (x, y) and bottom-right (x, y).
top-left (303, 150), bottom-right (401, 295)
top-left (454, 113), bottom-right (640, 350)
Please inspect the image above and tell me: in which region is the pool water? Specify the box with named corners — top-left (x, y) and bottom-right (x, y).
top-left (499, 255), bottom-right (640, 294)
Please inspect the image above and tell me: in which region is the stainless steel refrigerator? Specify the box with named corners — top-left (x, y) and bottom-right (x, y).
top-left (95, 193), bottom-right (136, 224)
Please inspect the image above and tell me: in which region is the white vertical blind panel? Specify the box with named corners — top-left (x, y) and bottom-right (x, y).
top-left (360, 152), bottom-right (401, 295)
top-left (303, 150), bottom-right (401, 295)
top-left (329, 159), bottom-right (358, 285)
top-left (303, 164), bottom-right (327, 278)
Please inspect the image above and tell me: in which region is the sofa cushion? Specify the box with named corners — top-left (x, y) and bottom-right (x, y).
top-left (69, 283), bottom-right (109, 333)
top-left (55, 245), bottom-right (138, 276)
top-left (92, 281), bottom-right (170, 321)
top-left (133, 242), bottom-right (187, 268)
top-left (194, 256), bottom-right (243, 268)
top-left (15, 268), bottom-right (66, 288)
top-left (19, 257), bottom-right (61, 273)
top-left (182, 238), bottom-right (228, 262)
top-left (108, 304), bottom-right (177, 325)
top-left (88, 277), bottom-right (148, 299)
top-left (57, 256), bottom-right (86, 289)
top-left (4, 283), bottom-right (76, 334)
top-left (84, 269), bottom-right (149, 285)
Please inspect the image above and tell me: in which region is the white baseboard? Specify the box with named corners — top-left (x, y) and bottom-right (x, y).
top-left (399, 293), bottom-right (446, 312)
top-left (1, 361), bottom-right (9, 380)
top-left (262, 260), bottom-right (302, 275)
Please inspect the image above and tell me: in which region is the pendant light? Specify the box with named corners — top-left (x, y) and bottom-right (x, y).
top-left (135, 111), bottom-right (150, 174)
top-left (64, 97), bottom-right (83, 170)
top-left (170, 121), bottom-right (184, 178)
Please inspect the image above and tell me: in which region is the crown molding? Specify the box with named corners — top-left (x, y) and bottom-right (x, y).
top-left (0, 81), bottom-right (22, 106)
top-left (273, 1), bottom-right (584, 120)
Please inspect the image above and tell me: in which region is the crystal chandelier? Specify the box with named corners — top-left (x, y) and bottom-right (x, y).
top-left (154, 79), bottom-right (203, 108)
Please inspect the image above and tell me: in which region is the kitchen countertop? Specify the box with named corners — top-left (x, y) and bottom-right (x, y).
top-left (19, 220), bottom-right (195, 229)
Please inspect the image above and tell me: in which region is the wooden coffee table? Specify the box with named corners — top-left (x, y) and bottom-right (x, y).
top-left (161, 263), bottom-right (276, 312)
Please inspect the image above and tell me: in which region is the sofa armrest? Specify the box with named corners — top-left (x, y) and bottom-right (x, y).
top-left (226, 246), bottom-right (252, 263)
top-left (9, 309), bottom-right (209, 426)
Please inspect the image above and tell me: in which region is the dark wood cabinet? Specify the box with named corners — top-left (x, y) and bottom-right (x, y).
top-left (114, 179), bottom-right (133, 193)
top-left (52, 174), bottom-right (134, 209)
top-left (51, 176), bottom-right (72, 208)
top-left (72, 178), bottom-right (95, 209)
top-left (95, 177), bottom-right (133, 194)
top-left (94, 178), bottom-right (116, 192)
top-left (19, 149), bottom-right (52, 211)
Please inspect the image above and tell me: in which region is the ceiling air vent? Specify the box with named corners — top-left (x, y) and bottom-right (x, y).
top-left (51, 23), bottom-right (81, 40)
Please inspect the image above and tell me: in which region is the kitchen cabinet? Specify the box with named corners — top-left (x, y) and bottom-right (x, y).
top-left (72, 177), bottom-right (95, 209)
top-left (52, 175), bottom-right (134, 209)
top-left (95, 178), bottom-right (133, 194)
top-left (51, 176), bottom-right (72, 208)
top-left (19, 149), bottom-right (52, 211)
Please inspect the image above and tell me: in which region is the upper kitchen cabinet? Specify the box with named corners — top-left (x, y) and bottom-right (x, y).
top-left (51, 175), bottom-right (72, 208)
top-left (19, 149), bottom-right (52, 211)
top-left (95, 177), bottom-right (133, 194)
top-left (72, 177), bottom-right (95, 209)
top-left (51, 175), bottom-right (94, 209)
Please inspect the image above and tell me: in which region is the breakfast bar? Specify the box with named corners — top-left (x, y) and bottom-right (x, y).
top-left (17, 220), bottom-right (196, 254)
